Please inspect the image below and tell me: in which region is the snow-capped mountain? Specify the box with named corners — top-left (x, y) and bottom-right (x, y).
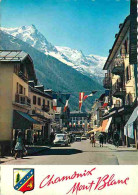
top-left (1, 25), bottom-right (106, 82)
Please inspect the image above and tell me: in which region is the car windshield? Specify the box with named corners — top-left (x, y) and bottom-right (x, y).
top-left (56, 135), bottom-right (64, 139)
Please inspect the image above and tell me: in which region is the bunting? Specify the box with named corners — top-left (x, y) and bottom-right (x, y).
top-left (83, 91), bottom-right (97, 101)
top-left (79, 92), bottom-right (85, 111)
top-left (63, 94), bottom-right (70, 112)
top-left (52, 94), bottom-right (57, 111)
top-left (103, 90), bottom-right (110, 108)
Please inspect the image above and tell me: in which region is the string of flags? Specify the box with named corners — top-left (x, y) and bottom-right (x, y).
top-left (103, 90), bottom-right (110, 108)
top-left (52, 89), bottom-right (109, 112)
top-left (63, 94), bottom-right (70, 112)
top-left (79, 91), bottom-right (97, 111)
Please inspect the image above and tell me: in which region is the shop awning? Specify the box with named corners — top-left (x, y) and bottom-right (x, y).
top-left (124, 106), bottom-right (138, 139)
top-left (17, 111), bottom-right (39, 124)
top-left (13, 110), bottom-right (40, 129)
top-left (125, 106), bottom-right (138, 127)
top-left (105, 117), bottom-right (112, 133)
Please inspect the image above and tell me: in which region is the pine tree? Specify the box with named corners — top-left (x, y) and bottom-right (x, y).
top-left (16, 173), bottom-right (20, 184)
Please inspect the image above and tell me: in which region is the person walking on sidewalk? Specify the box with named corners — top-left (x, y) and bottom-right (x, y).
top-left (14, 131), bottom-right (24, 159)
top-left (99, 133), bottom-right (104, 147)
top-left (114, 131), bottom-right (119, 147)
top-left (90, 133), bottom-right (95, 147)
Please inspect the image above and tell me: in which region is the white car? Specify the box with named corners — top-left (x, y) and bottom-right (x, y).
top-left (53, 134), bottom-right (69, 146)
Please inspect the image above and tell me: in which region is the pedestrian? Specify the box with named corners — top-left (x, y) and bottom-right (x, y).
top-left (113, 131), bottom-right (119, 147)
top-left (14, 131), bottom-right (24, 159)
top-left (99, 133), bottom-right (104, 147)
top-left (90, 133), bottom-right (95, 147)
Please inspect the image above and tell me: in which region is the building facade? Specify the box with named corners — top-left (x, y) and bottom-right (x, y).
top-left (28, 82), bottom-right (54, 144)
top-left (69, 112), bottom-right (89, 132)
top-left (0, 50), bottom-right (37, 155)
top-left (103, 15), bottom-right (137, 146)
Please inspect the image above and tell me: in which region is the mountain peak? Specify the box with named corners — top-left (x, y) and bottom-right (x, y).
top-left (1, 25), bottom-right (106, 83)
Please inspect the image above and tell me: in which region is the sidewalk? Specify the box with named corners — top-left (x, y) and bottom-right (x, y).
top-left (96, 141), bottom-right (137, 151)
top-left (0, 145), bottom-right (51, 164)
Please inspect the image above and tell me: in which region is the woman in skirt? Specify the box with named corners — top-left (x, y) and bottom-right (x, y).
top-left (14, 131), bottom-right (24, 159)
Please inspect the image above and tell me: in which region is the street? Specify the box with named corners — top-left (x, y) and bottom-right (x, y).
top-left (2, 140), bottom-right (138, 165)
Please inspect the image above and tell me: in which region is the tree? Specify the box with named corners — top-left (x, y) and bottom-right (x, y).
top-left (16, 173), bottom-right (20, 184)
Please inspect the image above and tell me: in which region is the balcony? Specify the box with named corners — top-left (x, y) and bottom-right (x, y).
top-left (42, 105), bottom-right (50, 112)
top-left (112, 80), bottom-right (126, 98)
top-left (103, 74), bottom-right (111, 89)
top-left (32, 107), bottom-right (52, 120)
top-left (15, 93), bottom-right (31, 106)
top-left (18, 71), bottom-right (28, 82)
top-left (111, 56), bottom-right (124, 75)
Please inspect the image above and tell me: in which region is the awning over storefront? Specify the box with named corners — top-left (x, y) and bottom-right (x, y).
top-left (124, 106), bottom-right (138, 139)
top-left (105, 117), bottom-right (112, 133)
top-left (88, 118), bottom-right (112, 133)
top-left (13, 110), bottom-right (40, 129)
top-left (100, 119), bottom-right (108, 132)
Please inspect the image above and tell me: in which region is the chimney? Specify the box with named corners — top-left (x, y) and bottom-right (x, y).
top-left (35, 85), bottom-right (44, 92)
top-left (28, 80), bottom-right (35, 88)
top-left (115, 33), bottom-right (118, 38)
top-left (119, 23), bottom-right (123, 29)
top-left (44, 89), bottom-right (52, 95)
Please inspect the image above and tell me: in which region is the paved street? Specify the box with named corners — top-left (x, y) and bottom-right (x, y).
top-left (1, 140), bottom-right (138, 165)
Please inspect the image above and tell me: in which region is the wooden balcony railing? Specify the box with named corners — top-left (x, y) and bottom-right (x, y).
top-left (15, 93), bottom-right (31, 106)
top-left (103, 73), bottom-right (111, 89)
top-left (18, 71), bottom-right (28, 82)
top-left (111, 56), bottom-right (124, 75)
top-left (42, 105), bottom-right (50, 112)
top-left (112, 79), bottom-right (126, 98)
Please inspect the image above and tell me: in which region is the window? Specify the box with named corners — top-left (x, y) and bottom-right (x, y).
top-left (33, 96), bottom-right (36, 105)
top-left (126, 65), bottom-right (131, 82)
top-left (126, 94), bottom-right (133, 105)
top-left (24, 88), bottom-right (26, 95)
top-left (19, 84), bottom-right (23, 94)
top-left (16, 82), bottom-right (19, 93)
top-left (51, 102), bottom-right (53, 108)
top-left (38, 97), bottom-right (41, 106)
top-left (116, 100), bottom-right (120, 106)
top-left (47, 100), bottom-right (49, 107)
top-left (43, 99), bottom-right (45, 106)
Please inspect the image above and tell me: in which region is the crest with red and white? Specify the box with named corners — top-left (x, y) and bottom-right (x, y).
top-left (83, 91), bottom-right (97, 101)
top-left (63, 94), bottom-right (70, 112)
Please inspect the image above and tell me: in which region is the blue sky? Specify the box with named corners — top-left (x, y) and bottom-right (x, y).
top-left (1, 0), bottom-right (130, 57)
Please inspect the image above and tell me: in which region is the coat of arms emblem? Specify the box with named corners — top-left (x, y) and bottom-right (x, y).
top-left (13, 169), bottom-right (34, 193)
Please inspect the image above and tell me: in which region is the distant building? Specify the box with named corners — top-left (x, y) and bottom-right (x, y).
top-left (28, 82), bottom-right (54, 143)
top-left (90, 94), bottom-right (105, 130)
top-left (69, 111), bottom-right (89, 132)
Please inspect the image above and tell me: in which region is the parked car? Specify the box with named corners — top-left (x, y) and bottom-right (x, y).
top-left (81, 135), bottom-right (87, 140)
top-left (75, 136), bottom-right (81, 142)
top-left (53, 134), bottom-right (69, 146)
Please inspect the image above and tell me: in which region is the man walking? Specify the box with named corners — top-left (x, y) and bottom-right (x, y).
top-left (99, 133), bottom-right (104, 147)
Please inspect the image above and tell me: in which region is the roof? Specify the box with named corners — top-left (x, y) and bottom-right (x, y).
top-left (103, 15), bottom-right (130, 70)
top-left (0, 50), bottom-right (37, 81)
top-left (29, 85), bottom-right (52, 99)
top-left (0, 50), bottom-right (29, 62)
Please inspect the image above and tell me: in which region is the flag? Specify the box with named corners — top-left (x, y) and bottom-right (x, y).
top-left (103, 96), bottom-right (109, 108)
top-left (102, 90), bottom-right (110, 108)
top-left (83, 91), bottom-right (97, 101)
top-left (79, 92), bottom-right (85, 110)
top-left (52, 94), bottom-right (57, 111)
top-left (63, 94), bottom-right (70, 112)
